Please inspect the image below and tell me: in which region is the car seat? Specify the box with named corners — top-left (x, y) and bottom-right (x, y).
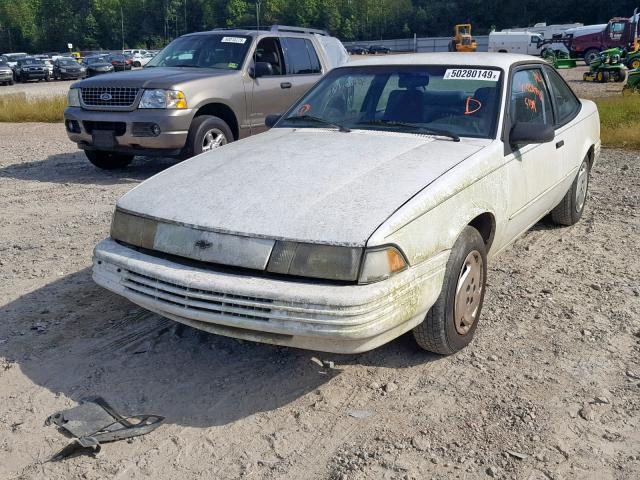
top-left (383, 73), bottom-right (429, 123)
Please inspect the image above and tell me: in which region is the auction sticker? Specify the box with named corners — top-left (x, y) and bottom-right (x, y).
top-left (221, 37), bottom-right (247, 44)
top-left (444, 69), bottom-right (500, 81)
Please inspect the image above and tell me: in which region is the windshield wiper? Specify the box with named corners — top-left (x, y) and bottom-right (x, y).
top-left (358, 120), bottom-right (460, 142)
top-left (285, 114), bottom-right (351, 133)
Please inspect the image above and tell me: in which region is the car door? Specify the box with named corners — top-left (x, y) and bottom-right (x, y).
top-left (542, 65), bottom-right (584, 184)
top-left (503, 66), bottom-right (562, 240)
top-left (281, 37), bottom-right (324, 102)
top-left (244, 36), bottom-right (292, 134)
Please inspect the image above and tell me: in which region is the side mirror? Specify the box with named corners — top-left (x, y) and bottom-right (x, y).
top-left (509, 122), bottom-right (554, 146)
top-left (249, 61), bottom-right (273, 78)
top-left (265, 114), bottom-right (281, 128)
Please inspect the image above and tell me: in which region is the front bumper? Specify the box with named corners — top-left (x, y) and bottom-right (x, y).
top-left (64, 106), bottom-right (192, 156)
top-left (20, 72), bottom-right (46, 80)
top-left (93, 238), bottom-right (448, 353)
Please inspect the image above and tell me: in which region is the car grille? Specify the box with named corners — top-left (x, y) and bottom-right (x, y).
top-left (122, 270), bottom-right (274, 322)
top-left (81, 87), bottom-right (139, 107)
top-left (83, 121), bottom-right (127, 136)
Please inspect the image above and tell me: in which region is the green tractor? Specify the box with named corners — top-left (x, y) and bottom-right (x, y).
top-left (623, 68), bottom-right (640, 93)
top-left (583, 47), bottom-right (628, 83)
top-left (542, 49), bottom-right (577, 69)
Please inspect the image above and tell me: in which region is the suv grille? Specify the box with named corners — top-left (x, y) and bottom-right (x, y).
top-left (81, 87), bottom-right (139, 107)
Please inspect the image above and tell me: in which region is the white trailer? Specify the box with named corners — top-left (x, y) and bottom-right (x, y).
top-left (488, 31), bottom-right (545, 55)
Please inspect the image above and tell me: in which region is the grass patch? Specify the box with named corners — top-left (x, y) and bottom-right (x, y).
top-left (0, 93), bottom-right (66, 122)
top-left (595, 95), bottom-right (640, 149)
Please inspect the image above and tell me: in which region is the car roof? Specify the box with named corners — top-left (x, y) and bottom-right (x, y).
top-left (347, 52), bottom-right (545, 70)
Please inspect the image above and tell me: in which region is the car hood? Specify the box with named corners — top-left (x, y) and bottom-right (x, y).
top-left (74, 67), bottom-right (236, 88)
top-left (0, 65), bottom-right (11, 72)
top-left (117, 129), bottom-right (488, 247)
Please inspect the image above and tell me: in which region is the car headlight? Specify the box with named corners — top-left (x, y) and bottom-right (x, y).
top-left (358, 247), bottom-right (408, 284)
top-left (138, 89), bottom-right (188, 109)
top-left (80, 67), bottom-right (86, 72)
top-left (267, 241), bottom-right (363, 281)
top-left (110, 210), bottom-right (157, 249)
top-left (67, 88), bottom-right (81, 107)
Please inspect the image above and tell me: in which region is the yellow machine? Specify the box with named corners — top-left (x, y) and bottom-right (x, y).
top-left (449, 24), bottom-right (477, 52)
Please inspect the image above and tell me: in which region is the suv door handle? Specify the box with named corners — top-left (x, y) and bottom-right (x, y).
top-left (556, 140), bottom-right (564, 149)
top-left (280, 82), bottom-right (292, 89)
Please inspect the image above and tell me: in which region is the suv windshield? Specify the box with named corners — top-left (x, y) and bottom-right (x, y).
top-left (20, 58), bottom-right (43, 66)
top-left (58, 59), bottom-right (79, 66)
top-left (146, 34), bottom-right (251, 70)
top-left (278, 65), bottom-right (503, 139)
top-left (86, 56), bottom-right (108, 65)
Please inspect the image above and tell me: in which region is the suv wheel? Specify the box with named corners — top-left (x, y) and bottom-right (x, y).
top-left (85, 150), bottom-right (134, 170)
top-left (413, 226), bottom-right (487, 355)
top-left (184, 115), bottom-right (233, 158)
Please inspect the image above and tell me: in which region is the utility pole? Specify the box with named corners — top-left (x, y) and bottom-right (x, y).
top-left (120, 3), bottom-right (125, 51)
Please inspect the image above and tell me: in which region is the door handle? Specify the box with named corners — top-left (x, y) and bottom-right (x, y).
top-left (280, 82), bottom-right (292, 89)
top-left (556, 140), bottom-right (564, 149)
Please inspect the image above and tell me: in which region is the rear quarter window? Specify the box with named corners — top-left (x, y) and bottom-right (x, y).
top-left (283, 37), bottom-right (321, 75)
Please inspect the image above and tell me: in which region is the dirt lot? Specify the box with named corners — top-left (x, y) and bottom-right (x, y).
top-left (0, 123), bottom-right (638, 480)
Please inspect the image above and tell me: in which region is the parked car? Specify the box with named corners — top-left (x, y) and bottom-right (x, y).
top-left (107, 53), bottom-right (133, 71)
top-left (368, 44), bottom-right (391, 54)
top-left (130, 52), bottom-right (152, 67)
top-left (53, 57), bottom-right (86, 80)
top-left (91, 53), bottom-right (600, 355)
top-left (64, 25), bottom-right (348, 169)
top-left (35, 55), bottom-right (54, 80)
top-left (83, 55), bottom-right (115, 77)
top-left (1, 52), bottom-right (28, 70)
top-left (0, 59), bottom-right (14, 85)
top-left (14, 57), bottom-right (49, 82)
top-left (347, 45), bottom-right (368, 55)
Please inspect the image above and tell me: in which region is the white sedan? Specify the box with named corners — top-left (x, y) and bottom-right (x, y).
top-left (93, 53), bottom-right (600, 355)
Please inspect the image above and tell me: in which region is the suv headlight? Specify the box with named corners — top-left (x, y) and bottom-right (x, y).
top-left (67, 88), bottom-right (81, 107)
top-left (138, 89), bottom-right (187, 109)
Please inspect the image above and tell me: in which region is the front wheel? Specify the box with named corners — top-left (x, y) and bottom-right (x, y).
top-left (551, 156), bottom-right (590, 226)
top-left (85, 150), bottom-right (134, 170)
top-left (183, 115), bottom-right (233, 158)
top-left (583, 48), bottom-right (600, 66)
top-left (413, 226), bottom-right (487, 355)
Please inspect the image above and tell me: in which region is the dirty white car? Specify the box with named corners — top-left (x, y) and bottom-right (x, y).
top-left (93, 53), bottom-right (600, 355)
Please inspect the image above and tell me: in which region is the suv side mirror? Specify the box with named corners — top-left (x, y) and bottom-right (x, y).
top-left (249, 61), bottom-right (273, 78)
top-left (509, 122), bottom-right (554, 146)
top-left (265, 114), bottom-right (281, 128)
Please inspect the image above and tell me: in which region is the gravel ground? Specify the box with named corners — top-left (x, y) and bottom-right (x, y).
top-left (0, 123), bottom-right (638, 480)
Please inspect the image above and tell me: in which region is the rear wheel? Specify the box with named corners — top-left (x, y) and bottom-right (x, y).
top-left (413, 226), bottom-right (487, 355)
top-left (183, 115), bottom-right (233, 158)
top-left (551, 156), bottom-right (590, 226)
top-left (85, 150), bottom-right (134, 170)
top-left (583, 48), bottom-right (600, 66)
top-left (615, 69), bottom-right (627, 82)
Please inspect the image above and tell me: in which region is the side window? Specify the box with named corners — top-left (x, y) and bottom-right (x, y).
top-left (254, 37), bottom-right (286, 76)
top-left (509, 68), bottom-right (553, 125)
top-left (544, 67), bottom-right (580, 125)
top-left (283, 37), bottom-right (321, 75)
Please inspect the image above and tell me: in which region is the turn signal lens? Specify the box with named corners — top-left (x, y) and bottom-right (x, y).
top-left (359, 247), bottom-right (408, 284)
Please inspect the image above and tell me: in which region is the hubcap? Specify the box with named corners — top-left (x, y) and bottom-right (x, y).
top-left (454, 250), bottom-right (483, 335)
top-left (575, 161), bottom-right (589, 213)
top-left (202, 128), bottom-right (227, 152)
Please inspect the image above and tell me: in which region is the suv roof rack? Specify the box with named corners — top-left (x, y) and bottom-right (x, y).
top-left (211, 25), bottom-right (328, 36)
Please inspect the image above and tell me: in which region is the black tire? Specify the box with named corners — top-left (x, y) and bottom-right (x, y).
top-left (134, 61), bottom-right (141, 68)
top-left (413, 226), bottom-right (487, 355)
top-left (583, 48), bottom-right (600, 66)
top-left (551, 156), bottom-right (590, 226)
top-left (183, 115), bottom-right (233, 158)
top-left (8, 79), bottom-right (13, 86)
top-left (616, 69), bottom-right (627, 82)
top-left (85, 150), bottom-right (134, 170)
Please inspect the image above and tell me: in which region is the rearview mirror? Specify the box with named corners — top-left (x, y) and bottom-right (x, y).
top-left (249, 61), bottom-right (273, 78)
top-left (265, 114), bottom-right (281, 128)
top-left (509, 122), bottom-right (554, 146)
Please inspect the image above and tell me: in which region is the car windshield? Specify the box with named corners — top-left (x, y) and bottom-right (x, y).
top-left (58, 59), bottom-right (79, 66)
top-left (146, 34), bottom-right (251, 70)
top-left (87, 56), bottom-right (108, 64)
top-left (278, 65), bottom-right (503, 139)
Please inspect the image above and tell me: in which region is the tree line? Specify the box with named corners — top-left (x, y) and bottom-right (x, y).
top-left (1, 0), bottom-right (638, 53)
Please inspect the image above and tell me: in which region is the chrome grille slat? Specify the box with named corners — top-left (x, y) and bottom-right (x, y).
top-left (81, 87), bottom-right (139, 107)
